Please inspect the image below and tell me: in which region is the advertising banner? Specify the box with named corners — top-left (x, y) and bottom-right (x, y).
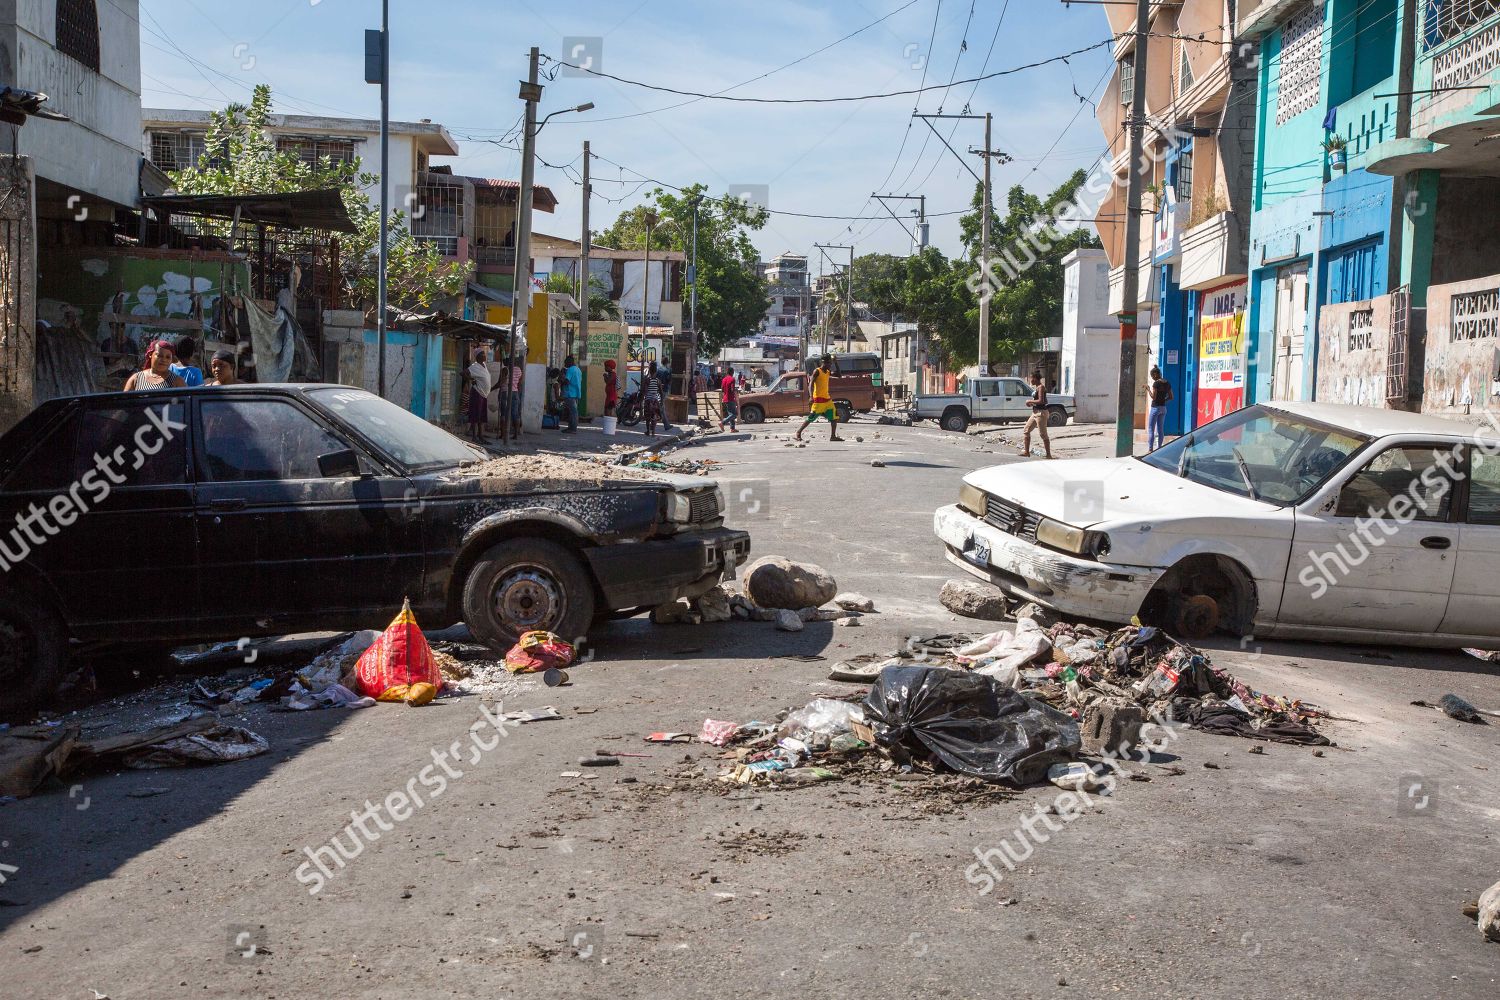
top-left (1197, 283), bottom-right (1247, 425)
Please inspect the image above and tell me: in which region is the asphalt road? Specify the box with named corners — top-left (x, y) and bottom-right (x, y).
top-left (2, 418), bottom-right (1498, 999)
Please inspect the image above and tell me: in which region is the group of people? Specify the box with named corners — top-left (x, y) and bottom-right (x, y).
top-left (464, 349), bottom-right (524, 444)
top-left (123, 336), bottom-right (240, 392)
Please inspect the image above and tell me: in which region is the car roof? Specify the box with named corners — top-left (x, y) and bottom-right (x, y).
top-left (51, 383), bottom-right (350, 405)
top-left (1263, 400), bottom-right (1492, 439)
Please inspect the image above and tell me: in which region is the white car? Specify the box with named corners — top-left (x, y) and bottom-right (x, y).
top-left (934, 401), bottom-right (1500, 648)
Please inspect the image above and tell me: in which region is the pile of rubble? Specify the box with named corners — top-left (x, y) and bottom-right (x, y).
top-left (673, 603), bottom-right (1330, 796)
top-left (652, 556), bottom-right (873, 629)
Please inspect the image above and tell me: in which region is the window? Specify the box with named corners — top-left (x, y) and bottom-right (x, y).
top-left (56, 0), bottom-right (100, 72)
top-left (1175, 147), bottom-right (1194, 204)
top-left (1179, 45), bottom-right (1195, 95)
top-left (976, 380), bottom-right (1000, 398)
top-left (1276, 5), bottom-right (1324, 126)
top-left (1426, 0), bottom-right (1500, 48)
top-left (149, 132), bottom-right (206, 172)
top-left (1336, 445), bottom-right (1458, 521)
top-left (4, 411), bottom-right (78, 493)
top-left (275, 137), bottom-right (357, 168)
top-left (1469, 445), bottom-right (1500, 524)
top-left (77, 402), bottom-right (188, 488)
top-left (199, 400), bottom-right (351, 482)
top-left (1119, 53), bottom-right (1135, 106)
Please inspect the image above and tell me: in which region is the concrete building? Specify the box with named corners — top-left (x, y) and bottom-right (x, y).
top-left (1094, 0), bottom-right (1258, 433)
top-left (1060, 249), bottom-right (1121, 423)
top-left (143, 108), bottom-right (460, 228)
top-left (760, 252), bottom-right (810, 339)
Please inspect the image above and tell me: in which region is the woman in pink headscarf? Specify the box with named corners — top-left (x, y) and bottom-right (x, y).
top-left (124, 340), bottom-right (187, 391)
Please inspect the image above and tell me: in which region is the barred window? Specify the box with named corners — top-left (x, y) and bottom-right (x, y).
top-left (149, 132), bottom-right (206, 172)
top-left (56, 0), bottom-right (100, 72)
top-left (1426, 0), bottom-right (1500, 48)
top-left (275, 137), bottom-right (357, 168)
top-left (1119, 53), bottom-right (1136, 106)
top-left (1276, 4), bottom-right (1324, 126)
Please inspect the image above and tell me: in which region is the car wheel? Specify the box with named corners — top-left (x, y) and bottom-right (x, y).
top-left (1171, 594), bottom-right (1220, 639)
top-left (463, 537), bottom-right (597, 649)
top-left (834, 401), bottom-right (854, 423)
top-left (941, 408), bottom-right (969, 433)
top-left (1047, 406), bottom-right (1068, 427)
top-left (0, 591), bottom-right (68, 716)
top-left (740, 404), bottom-right (764, 424)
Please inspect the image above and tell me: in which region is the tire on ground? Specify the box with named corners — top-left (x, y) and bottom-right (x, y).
top-left (1047, 406), bottom-right (1068, 427)
top-left (463, 537), bottom-right (597, 650)
top-left (834, 401), bottom-right (854, 423)
top-left (0, 590), bottom-right (68, 715)
top-left (941, 407), bottom-right (969, 433)
top-left (739, 404), bottom-right (764, 424)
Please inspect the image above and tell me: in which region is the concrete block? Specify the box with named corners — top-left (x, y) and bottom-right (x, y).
top-left (1081, 699), bottom-right (1147, 756)
top-left (323, 309), bottom-right (366, 328)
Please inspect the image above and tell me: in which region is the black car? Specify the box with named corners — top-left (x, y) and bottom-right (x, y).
top-left (0, 384), bottom-right (750, 711)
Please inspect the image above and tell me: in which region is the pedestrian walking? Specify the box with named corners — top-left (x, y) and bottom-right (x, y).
top-left (643, 366), bottom-right (664, 437)
top-left (124, 340), bottom-right (187, 391)
top-left (561, 355), bottom-right (582, 434)
top-left (504, 361), bottom-right (523, 439)
top-left (794, 356), bottom-right (843, 442)
top-left (465, 349), bottom-right (494, 442)
top-left (657, 361), bottom-right (674, 431)
top-left (1148, 365), bottom-right (1173, 451)
top-left (1020, 370), bottom-right (1054, 459)
top-left (602, 359), bottom-right (619, 417)
top-left (719, 366), bottom-right (739, 432)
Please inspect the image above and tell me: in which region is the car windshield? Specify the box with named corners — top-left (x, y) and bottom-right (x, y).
top-left (309, 387), bottom-right (485, 472)
top-left (1142, 404), bottom-right (1369, 505)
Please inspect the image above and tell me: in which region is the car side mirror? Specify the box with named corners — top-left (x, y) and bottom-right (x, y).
top-left (318, 448), bottom-right (362, 478)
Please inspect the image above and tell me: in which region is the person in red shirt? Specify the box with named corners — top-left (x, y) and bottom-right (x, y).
top-left (602, 359), bottom-right (619, 417)
top-left (719, 367), bottom-right (739, 432)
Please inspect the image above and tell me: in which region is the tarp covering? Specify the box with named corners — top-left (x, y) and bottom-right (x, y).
top-left (143, 189), bottom-right (358, 233)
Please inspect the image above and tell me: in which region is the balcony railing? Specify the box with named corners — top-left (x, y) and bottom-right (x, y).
top-left (413, 234), bottom-right (459, 257)
top-left (475, 245), bottom-right (516, 267)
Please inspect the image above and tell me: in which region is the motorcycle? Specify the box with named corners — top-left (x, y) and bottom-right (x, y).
top-left (616, 388), bottom-right (643, 427)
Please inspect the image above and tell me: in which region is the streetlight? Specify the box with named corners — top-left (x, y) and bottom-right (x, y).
top-left (503, 48), bottom-right (595, 442)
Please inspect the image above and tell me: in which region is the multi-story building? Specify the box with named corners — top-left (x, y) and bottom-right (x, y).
top-left (1095, 0), bottom-right (1259, 434)
top-left (759, 252), bottom-right (810, 340)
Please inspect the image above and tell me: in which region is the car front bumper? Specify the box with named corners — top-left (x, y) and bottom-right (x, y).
top-left (933, 504), bottom-right (1158, 623)
top-left (587, 527), bottom-right (752, 610)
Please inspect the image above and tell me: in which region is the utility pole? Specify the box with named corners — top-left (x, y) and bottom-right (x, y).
top-left (579, 139), bottom-right (591, 372)
top-left (1116, 0), bottom-right (1151, 457)
top-left (979, 112), bottom-right (992, 377)
top-left (506, 46), bottom-right (542, 442)
top-left (364, 1), bottom-right (390, 397)
top-left (813, 242), bottom-right (853, 357)
top-left (688, 196), bottom-right (701, 334)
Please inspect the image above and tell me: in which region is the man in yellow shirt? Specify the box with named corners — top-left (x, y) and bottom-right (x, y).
top-left (794, 356), bottom-right (843, 442)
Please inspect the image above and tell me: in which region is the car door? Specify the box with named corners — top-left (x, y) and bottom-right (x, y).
top-left (193, 394), bottom-right (422, 633)
top-left (971, 379), bottom-right (1002, 419)
top-left (1001, 379), bottom-right (1033, 420)
top-left (1440, 444), bottom-right (1500, 638)
top-left (772, 374), bottom-right (807, 417)
top-left (1280, 442), bottom-right (1460, 632)
top-left (37, 396), bottom-right (199, 641)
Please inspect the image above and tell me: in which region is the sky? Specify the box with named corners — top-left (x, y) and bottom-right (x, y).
top-left (137, 0), bottom-right (1118, 265)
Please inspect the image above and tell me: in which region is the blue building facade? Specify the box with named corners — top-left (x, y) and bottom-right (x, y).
top-left (1241, 0), bottom-right (1408, 405)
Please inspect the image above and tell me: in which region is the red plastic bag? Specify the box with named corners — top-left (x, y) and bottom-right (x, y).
top-left (504, 631), bottom-right (575, 674)
top-left (355, 599), bottom-right (443, 698)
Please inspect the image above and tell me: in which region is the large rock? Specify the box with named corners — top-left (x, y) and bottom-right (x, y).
top-left (774, 609), bottom-right (804, 632)
top-left (834, 593), bottom-right (876, 613)
top-left (1480, 878), bottom-right (1500, 942)
top-left (1015, 601), bottom-right (1063, 629)
top-left (744, 556), bottom-right (837, 611)
top-left (693, 586), bottom-right (733, 623)
top-left (939, 579), bottom-right (1008, 621)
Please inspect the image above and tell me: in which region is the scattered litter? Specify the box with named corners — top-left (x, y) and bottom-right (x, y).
top-left (700, 720), bottom-right (740, 746)
top-left (579, 756), bottom-right (620, 767)
top-left (870, 460), bottom-right (885, 468)
top-left (504, 631), bottom-right (576, 674)
top-left (503, 707), bottom-right (563, 724)
top-left (124, 725), bottom-right (269, 769)
top-left (543, 668), bottom-right (571, 688)
top-left (356, 600), bottom-right (444, 698)
top-left (645, 732), bottom-right (693, 743)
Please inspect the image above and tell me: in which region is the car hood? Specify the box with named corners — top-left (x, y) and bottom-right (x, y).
top-left (428, 466), bottom-right (717, 496)
top-left (964, 456), bottom-right (1276, 528)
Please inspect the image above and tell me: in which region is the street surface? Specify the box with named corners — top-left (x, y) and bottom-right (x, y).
top-left (3, 419), bottom-right (1498, 999)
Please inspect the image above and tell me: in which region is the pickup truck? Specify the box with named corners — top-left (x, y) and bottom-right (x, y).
top-left (736, 370), bottom-right (884, 425)
top-left (0, 384), bottom-right (751, 712)
top-left (913, 377), bottom-right (1075, 433)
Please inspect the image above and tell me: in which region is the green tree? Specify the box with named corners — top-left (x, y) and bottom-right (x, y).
top-left (169, 85), bottom-right (470, 312)
top-left (543, 271), bottom-right (620, 321)
top-left (597, 185), bottom-right (770, 353)
top-left (850, 252), bottom-right (906, 319)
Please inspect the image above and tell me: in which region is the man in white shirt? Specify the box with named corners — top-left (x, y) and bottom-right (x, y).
top-left (466, 349), bottom-right (495, 442)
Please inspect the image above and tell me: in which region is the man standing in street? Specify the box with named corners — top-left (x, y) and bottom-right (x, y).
top-left (1147, 365), bottom-right (1173, 452)
top-left (657, 360), bottom-right (674, 432)
top-left (561, 355), bottom-right (582, 434)
top-left (1020, 370), bottom-right (1054, 460)
top-left (719, 366), bottom-right (738, 433)
top-left (794, 356), bottom-right (842, 443)
top-left (466, 349), bottom-right (494, 443)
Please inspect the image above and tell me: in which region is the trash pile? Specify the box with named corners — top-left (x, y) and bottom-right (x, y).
top-left (684, 609), bottom-right (1330, 794)
top-left (624, 455), bottom-right (719, 476)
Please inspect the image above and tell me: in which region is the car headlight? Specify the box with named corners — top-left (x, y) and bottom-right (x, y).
top-left (1036, 517), bottom-right (1111, 559)
top-left (959, 482), bottom-right (987, 517)
top-left (667, 492), bottom-right (691, 523)
top-left (713, 486), bottom-right (725, 515)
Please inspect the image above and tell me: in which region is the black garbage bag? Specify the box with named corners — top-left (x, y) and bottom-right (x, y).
top-left (862, 665), bottom-right (1081, 785)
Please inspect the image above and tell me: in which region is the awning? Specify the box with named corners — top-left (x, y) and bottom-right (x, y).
top-left (387, 307), bottom-right (516, 343)
top-left (466, 282), bottom-right (513, 306)
top-left (142, 189), bottom-right (358, 233)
